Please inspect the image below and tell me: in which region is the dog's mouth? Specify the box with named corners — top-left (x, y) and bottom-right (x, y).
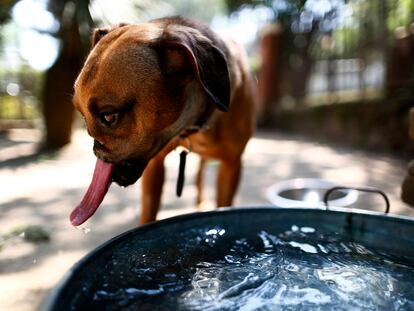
top-left (112, 158), bottom-right (147, 187)
top-left (70, 158), bottom-right (147, 226)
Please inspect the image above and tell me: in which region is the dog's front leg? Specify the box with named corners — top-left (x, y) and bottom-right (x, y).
top-left (196, 157), bottom-right (206, 208)
top-left (216, 158), bottom-right (242, 207)
top-left (140, 154), bottom-right (166, 225)
top-left (140, 140), bottom-right (177, 224)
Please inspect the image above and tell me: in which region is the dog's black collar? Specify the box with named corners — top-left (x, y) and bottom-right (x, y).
top-left (178, 103), bottom-right (215, 140)
top-left (176, 128), bottom-right (195, 198)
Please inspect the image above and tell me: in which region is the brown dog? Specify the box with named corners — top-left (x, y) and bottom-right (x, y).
top-left (70, 17), bottom-right (256, 226)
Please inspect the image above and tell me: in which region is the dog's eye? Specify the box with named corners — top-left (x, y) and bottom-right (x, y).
top-left (100, 112), bottom-right (120, 127)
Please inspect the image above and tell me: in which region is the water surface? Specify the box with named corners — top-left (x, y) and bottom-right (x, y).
top-left (83, 224), bottom-right (414, 310)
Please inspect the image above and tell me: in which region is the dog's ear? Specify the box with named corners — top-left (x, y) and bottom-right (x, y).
top-left (91, 24), bottom-right (129, 47)
top-left (158, 26), bottom-right (230, 112)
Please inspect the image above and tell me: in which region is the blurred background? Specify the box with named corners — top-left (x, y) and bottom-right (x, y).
top-left (0, 0), bottom-right (413, 152)
top-left (1, 1), bottom-right (414, 310)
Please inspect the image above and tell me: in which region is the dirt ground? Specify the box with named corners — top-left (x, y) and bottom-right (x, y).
top-left (1, 128), bottom-right (413, 311)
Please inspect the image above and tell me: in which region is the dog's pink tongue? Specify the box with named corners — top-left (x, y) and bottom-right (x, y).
top-left (70, 159), bottom-right (114, 226)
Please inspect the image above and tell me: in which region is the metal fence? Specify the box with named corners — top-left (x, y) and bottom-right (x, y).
top-left (307, 59), bottom-right (384, 95)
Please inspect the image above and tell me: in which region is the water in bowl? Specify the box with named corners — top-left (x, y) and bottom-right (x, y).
top-left (82, 225), bottom-right (414, 311)
top-left (181, 227), bottom-right (413, 310)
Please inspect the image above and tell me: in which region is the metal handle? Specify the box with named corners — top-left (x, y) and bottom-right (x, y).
top-left (323, 186), bottom-right (390, 214)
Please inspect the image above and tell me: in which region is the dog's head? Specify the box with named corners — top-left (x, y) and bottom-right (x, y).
top-left (74, 22), bottom-right (230, 187)
top-left (70, 21), bottom-right (230, 226)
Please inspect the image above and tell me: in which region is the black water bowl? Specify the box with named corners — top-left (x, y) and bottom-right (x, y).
top-left (43, 207), bottom-right (414, 311)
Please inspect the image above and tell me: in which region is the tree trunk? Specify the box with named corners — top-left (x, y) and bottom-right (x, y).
top-left (41, 14), bottom-right (84, 150)
top-left (289, 32), bottom-right (314, 105)
top-left (257, 23), bottom-right (283, 125)
top-left (386, 30), bottom-right (414, 96)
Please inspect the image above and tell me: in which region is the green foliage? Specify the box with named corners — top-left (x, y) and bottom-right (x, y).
top-left (387, 0), bottom-right (414, 30)
top-left (167, 0), bottom-right (226, 22)
top-left (0, 65), bottom-right (43, 119)
top-left (0, 96), bottom-right (39, 119)
top-left (225, 0), bottom-right (260, 12)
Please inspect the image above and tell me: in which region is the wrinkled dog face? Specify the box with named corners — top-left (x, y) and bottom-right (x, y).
top-left (73, 22), bottom-right (230, 187)
top-left (74, 25), bottom-right (181, 186)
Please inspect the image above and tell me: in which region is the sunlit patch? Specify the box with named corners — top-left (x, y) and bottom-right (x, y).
top-left (10, 0), bottom-right (60, 70)
top-left (19, 30), bottom-right (60, 70)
